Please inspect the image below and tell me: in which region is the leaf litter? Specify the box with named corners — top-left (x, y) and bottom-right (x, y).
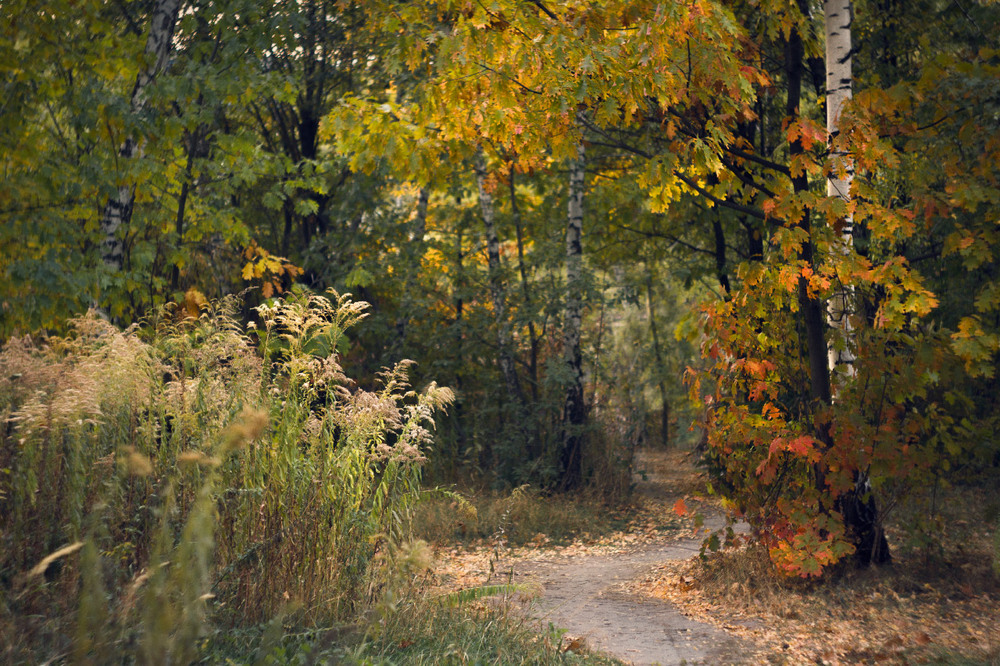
top-left (426, 448), bottom-right (999, 664)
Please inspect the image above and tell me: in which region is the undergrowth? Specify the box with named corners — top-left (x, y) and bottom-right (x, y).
top-left (683, 476), bottom-right (1000, 664)
top-left (0, 291), bottom-right (456, 662)
top-left (412, 485), bottom-right (629, 547)
top-left (202, 535), bottom-right (620, 665)
top-left (204, 603), bottom-right (620, 665)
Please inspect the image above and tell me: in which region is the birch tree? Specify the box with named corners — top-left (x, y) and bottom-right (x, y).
top-left (824, 0), bottom-right (856, 376)
top-left (100, 0), bottom-right (182, 272)
top-left (824, 0), bottom-right (891, 566)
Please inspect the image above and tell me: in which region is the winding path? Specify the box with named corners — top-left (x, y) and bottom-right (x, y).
top-left (508, 451), bottom-right (752, 665)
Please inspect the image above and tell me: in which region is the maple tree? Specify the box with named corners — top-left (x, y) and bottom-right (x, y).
top-left (1, 0), bottom-right (997, 576)
top-left (689, 0), bottom-right (1000, 574)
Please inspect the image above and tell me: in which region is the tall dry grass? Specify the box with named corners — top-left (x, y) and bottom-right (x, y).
top-left (0, 291), bottom-right (452, 662)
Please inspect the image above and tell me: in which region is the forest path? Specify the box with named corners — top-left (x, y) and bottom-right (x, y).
top-left (503, 449), bottom-right (751, 665)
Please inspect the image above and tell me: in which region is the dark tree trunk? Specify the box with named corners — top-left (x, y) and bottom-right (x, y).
top-left (786, 21), bottom-right (833, 408)
top-left (558, 143), bottom-right (587, 492)
top-left (452, 225), bottom-right (468, 466)
top-left (711, 215), bottom-right (731, 295)
top-left (474, 151), bottom-right (526, 416)
top-left (510, 165), bottom-right (540, 405)
top-left (171, 138), bottom-right (195, 291)
top-left (646, 273), bottom-right (670, 448)
top-left (395, 187), bottom-right (429, 345)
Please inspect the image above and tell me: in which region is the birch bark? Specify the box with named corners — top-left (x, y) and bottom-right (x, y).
top-left (101, 0), bottom-right (182, 271)
top-left (825, 0), bottom-right (856, 376)
top-left (825, 0), bottom-right (891, 565)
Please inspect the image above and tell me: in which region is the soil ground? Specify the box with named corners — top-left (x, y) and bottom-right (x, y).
top-left (430, 447), bottom-right (1000, 665)
top-left (504, 516), bottom-right (749, 665)
top-left (432, 447), bottom-right (751, 665)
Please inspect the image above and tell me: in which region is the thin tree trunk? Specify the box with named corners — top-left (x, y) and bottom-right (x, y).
top-left (588, 282), bottom-right (607, 410)
top-left (510, 165), bottom-right (540, 404)
top-left (474, 150), bottom-right (525, 407)
top-left (101, 0), bottom-right (182, 271)
top-left (395, 187), bottom-right (429, 344)
top-left (711, 214), bottom-right (731, 295)
top-left (558, 143), bottom-right (587, 491)
top-left (170, 155), bottom-right (194, 291)
top-left (646, 273), bottom-right (670, 448)
top-left (786, 21), bottom-right (833, 407)
top-left (825, 0), bottom-right (857, 378)
top-left (412, 188), bottom-right (429, 243)
top-left (452, 225), bottom-right (467, 466)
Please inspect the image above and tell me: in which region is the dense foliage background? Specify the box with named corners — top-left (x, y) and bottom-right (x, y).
top-left (2, 0), bottom-right (999, 659)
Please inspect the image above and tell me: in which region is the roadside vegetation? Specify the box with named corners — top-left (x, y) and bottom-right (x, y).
top-left (3, 0), bottom-right (1000, 662)
top-left (0, 293), bottom-right (613, 663)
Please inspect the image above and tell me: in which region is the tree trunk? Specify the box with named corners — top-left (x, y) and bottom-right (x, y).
top-left (558, 143), bottom-right (587, 491)
top-left (170, 145), bottom-right (195, 291)
top-left (101, 0), bottom-right (182, 272)
top-left (786, 19), bottom-right (832, 408)
top-left (395, 187), bottom-right (429, 344)
top-left (452, 224), bottom-right (468, 468)
top-left (588, 281), bottom-right (607, 410)
top-left (711, 214), bottom-right (731, 295)
top-left (824, 0), bottom-right (857, 378)
top-left (510, 165), bottom-right (540, 404)
top-left (824, 0), bottom-right (890, 566)
top-left (646, 273), bottom-right (670, 448)
top-left (474, 150), bottom-right (525, 407)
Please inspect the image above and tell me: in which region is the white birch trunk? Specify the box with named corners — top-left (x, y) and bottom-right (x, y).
top-left (101, 0), bottom-right (182, 270)
top-left (825, 0), bottom-right (856, 376)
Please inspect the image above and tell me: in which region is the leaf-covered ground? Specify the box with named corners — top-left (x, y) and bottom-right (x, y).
top-left (426, 448), bottom-right (1000, 665)
top-left (623, 450), bottom-right (999, 665)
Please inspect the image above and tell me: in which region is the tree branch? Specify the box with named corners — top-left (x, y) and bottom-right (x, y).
top-left (528, 0), bottom-right (558, 19)
top-left (673, 172), bottom-right (768, 220)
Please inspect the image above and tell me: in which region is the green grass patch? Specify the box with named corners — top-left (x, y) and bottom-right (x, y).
top-left (354, 602), bottom-right (620, 665)
top-left (202, 602), bottom-right (622, 665)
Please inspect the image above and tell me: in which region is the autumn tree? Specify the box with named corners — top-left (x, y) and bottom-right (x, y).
top-left (688, 0), bottom-right (1000, 574)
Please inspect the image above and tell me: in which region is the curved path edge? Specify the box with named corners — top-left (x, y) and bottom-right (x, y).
top-left (503, 519), bottom-right (751, 665)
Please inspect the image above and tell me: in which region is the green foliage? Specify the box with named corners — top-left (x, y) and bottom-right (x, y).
top-left (3, 0), bottom-right (999, 584)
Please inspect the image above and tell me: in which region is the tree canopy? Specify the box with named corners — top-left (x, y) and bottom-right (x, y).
top-left (2, 0), bottom-right (999, 576)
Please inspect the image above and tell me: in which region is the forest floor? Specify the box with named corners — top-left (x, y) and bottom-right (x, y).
top-left (425, 448), bottom-right (1000, 666)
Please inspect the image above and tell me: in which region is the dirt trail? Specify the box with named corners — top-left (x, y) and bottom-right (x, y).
top-left (507, 450), bottom-right (750, 665)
